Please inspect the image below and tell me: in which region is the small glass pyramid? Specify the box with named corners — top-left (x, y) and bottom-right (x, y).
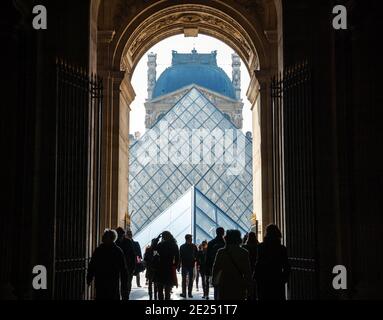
top-left (134, 187), bottom-right (248, 249)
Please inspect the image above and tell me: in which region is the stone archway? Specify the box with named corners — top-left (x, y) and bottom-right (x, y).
top-left (94, 0), bottom-right (282, 236)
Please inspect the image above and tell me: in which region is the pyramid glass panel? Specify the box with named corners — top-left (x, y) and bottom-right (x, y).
top-left (133, 187), bottom-right (248, 251)
top-left (129, 87), bottom-right (253, 234)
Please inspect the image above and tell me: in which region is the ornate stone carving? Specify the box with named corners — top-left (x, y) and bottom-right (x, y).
top-left (178, 14), bottom-right (202, 24)
top-left (200, 15), bottom-right (252, 54)
top-left (129, 14), bottom-right (180, 54)
top-left (126, 7), bottom-right (254, 62)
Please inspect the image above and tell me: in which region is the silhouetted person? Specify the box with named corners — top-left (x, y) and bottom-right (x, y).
top-left (87, 229), bottom-right (128, 300)
top-left (195, 262), bottom-right (200, 292)
top-left (144, 239), bottom-right (159, 300)
top-left (197, 240), bottom-right (209, 299)
top-left (254, 224), bottom-right (291, 301)
top-left (153, 231), bottom-right (180, 300)
top-left (195, 244), bottom-right (202, 292)
top-left (179, 234), bottom-right (197, 298)
top-left (242, 231), bottom-right (258, 300)
top-left (115, 227), bottom-right (136, 299)
top-left (212, 230), bottom-right (252, 300)
top-left (126, 230), bottom-right (143, 287)
top-left (206, 227), bottom-right (225, 299)
top-left (243, 233), bottom-right (249, 245)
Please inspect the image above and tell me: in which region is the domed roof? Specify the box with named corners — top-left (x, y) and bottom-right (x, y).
top-left (152, 50), bottom-right (237, 100)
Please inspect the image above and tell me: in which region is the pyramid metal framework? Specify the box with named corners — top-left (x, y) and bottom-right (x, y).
top-left (129, 87), bottom-right (253, 234)
top-left (134, 187), bottom-right (248, 250)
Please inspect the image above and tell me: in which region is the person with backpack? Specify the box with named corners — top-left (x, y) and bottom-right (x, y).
top-left (212, 230), bottom-right (252, 300)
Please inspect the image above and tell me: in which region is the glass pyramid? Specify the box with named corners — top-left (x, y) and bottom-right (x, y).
top-left (129, 87), bottom-right (253, 235)
top-left (134, 187), bottom-right (248, 250)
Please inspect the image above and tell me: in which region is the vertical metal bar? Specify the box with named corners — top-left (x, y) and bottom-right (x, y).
top-left (85, 75), bottom-right (90, 300)
top-left (279, 62), bottom-right (317, 299)
top-left (54, 59), bottom-right (103, 300)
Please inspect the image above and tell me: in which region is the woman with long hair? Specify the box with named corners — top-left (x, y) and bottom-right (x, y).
top-left (153, 231), bottom-right (180, 300)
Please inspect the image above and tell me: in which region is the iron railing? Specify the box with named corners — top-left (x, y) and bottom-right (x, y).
top-left (271, 62), bottom-right (318, 300)
top-left (53, 60), bottom-right (103, 300)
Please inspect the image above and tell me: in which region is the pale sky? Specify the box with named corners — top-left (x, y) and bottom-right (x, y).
top-left (130, 34), bottom-right (252, 134)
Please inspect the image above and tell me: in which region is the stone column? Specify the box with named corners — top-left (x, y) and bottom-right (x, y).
top-left (97, 30), bottom-right (116, 233)
top-left (249, 69), bottom-right (274, 235)
top-left (247, 74), bottom-right (262, 239)
top-left (98, 31), bottom-right (136, 231)
top-left (107, 70), bottom-right (137, 229)
top-left (118, 74), bottom-right (136, 229)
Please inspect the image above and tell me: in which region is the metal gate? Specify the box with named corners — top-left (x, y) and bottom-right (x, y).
top-left (53, 60), bottom-right (103, 299)
top-left (271, 62), bottom-right (318, 300)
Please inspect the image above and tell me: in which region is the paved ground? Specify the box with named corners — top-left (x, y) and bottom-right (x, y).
top-left (130, 273), bottom-right (215, 301)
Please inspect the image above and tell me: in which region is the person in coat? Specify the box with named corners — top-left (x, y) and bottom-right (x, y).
top-left (179, 234), bottom-right (198, 298)
top-left (153, 231), bottom-right (180, 300)
top-left (144, 238), bottom-right (159, 300)
top-left (212, 230), bottom-right (252, 300)
top-left (197, 240), bottom-right (209, 299)
top-left (254, 224), bottom-right (291, 300)
top-left (126, 230), bottom-right (143, 287)
top-left (115, 227), bottom-right (136, 299)
top-left (206, 227), bottom-right (225, 299)
top-left (87, 229), bottom-right (128, 300)
top-left (242, 231), bottom-right (258, 300)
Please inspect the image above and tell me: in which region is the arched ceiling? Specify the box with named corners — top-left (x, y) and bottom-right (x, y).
top-left (97, 0), bottom-right (281, 74)
top-left (120, 5), bottom-right (258, 74)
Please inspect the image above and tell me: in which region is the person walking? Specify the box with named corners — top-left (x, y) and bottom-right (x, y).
top-left (242, 231), bottom-right (258, 300)
top-left (126, 230), bottom-right (143, 287)
top-left (254, 224), bottom-right (291, 300)
top-left (144, 238), bottom-right (159, 300)
top-left (179, 234), bottom-right (197, 299)
top-left (87, 229), bottom-right (128, 300)
top-left (153, 231), bottom-right (180, 300)
top-left (212, 230), bottom-right (252, 300)
top-left (206, 227), bottom-right (225, 299)
top-left (195, 244), bottom-right (202, 292)
top-left (115, 227), bottom-right (136, 300)
top-left (197, 240), bottom-right (209, 299)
